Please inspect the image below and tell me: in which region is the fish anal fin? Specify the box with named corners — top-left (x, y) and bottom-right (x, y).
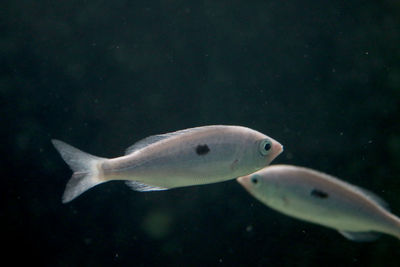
top-left (125, 181), bottom-right (169, 192)
top-left (338, 230), bottom-right (381, 242)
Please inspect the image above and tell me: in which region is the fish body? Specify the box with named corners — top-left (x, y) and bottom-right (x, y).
top-left (53, 125), bottom-right (283, 203)
top-left (237, 164), bottom-right (400, 241)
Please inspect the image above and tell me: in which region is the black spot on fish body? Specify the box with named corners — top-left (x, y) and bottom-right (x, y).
top-left (311, 189), bottom-right (329, 199)
top-left (196, 144), bottom-right (210, 155)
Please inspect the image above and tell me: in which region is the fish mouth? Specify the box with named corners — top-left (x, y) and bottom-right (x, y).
top-left (268, 141), bottom-right (283, 163)
top-left (275, 143), bottom-right (284, 156)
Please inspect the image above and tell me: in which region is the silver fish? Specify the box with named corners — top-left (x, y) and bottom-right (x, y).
top-left (52, 125), bottom-right (283, 203)
top-left (237, 164), bottom-right (400, 241)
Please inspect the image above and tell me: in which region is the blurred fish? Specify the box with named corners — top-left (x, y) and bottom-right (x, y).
top-left (237, 164), bottom-right (400, 241)
top-left (52, 125), bottom-right (283, 203)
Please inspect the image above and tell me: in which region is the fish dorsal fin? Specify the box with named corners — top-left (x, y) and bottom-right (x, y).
top-left (125, 181), bottom-right (168, 192)
top-left (125, 135), bottom-right (169, 155)
top-left (349, 184), bottom-right (390, 211)
top-left (338, 230), bottom-right (381, 242)
top-left (124, 127), bottom-right (210, 155)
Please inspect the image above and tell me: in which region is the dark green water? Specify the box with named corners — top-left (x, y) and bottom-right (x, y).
top-left (2, 0), bottom-right (400, 266)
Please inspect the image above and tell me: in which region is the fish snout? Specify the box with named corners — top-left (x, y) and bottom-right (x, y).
top-left (275, 143), bottom-right (284, 155)
top-left (269, 139), bottom-right (283, 163)
top-left (237, 175), bottom-right (251, 189)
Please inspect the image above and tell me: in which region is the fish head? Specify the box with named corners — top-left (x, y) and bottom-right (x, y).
top-left (237, 173), bottom-right (263, 192)
top-left (237, 172), bottom-right (270, 204)
top-left (237, 167), bottom-right (282, 205)
top-left (229, 127), bottom-right (282, 172)
top-left (262, 136), bottom-right (283, 164)
top-left (250, 134), bottom-right (283, 169)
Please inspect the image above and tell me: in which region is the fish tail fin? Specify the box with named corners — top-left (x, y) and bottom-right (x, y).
top-left (386, 214), bottom-right (400, 240)
top-left (51, 139), bottom-right (107, 203)
top-left (389, 229), bottom-right (400, 240)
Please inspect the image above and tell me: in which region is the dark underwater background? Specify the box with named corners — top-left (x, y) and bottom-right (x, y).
top-left (2, 0), bottom-right (400, 266)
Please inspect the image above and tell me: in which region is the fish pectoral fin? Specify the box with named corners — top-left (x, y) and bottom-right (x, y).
top-left (125, 181), bottom-right (169, 192)
top-left (338, 230), bottom-right (381, 242)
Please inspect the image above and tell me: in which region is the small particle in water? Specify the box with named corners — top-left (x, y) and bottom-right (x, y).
top-left (83, 237), bottom-right (92, 245)
top-left (246, 225), bottom-right (253, 232)
top-left (196, 144), bottom-right (210, 155)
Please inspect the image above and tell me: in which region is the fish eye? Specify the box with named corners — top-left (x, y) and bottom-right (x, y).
top-left (251, 177), bottom-right (258, 184)
top-left (259, 139), bottom-right (272, 156)
top-left (264, 142), bottom-right (271, 151)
